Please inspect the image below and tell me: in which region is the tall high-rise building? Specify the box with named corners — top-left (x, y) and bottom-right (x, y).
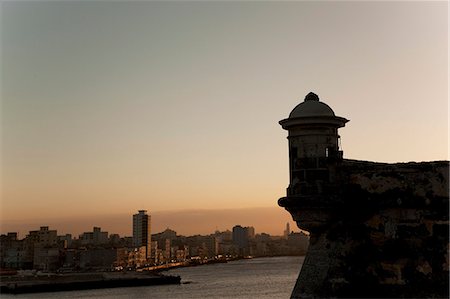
top-left (232, 225), bottom-right (249, 249)
top-left (133, 210), bottom-right (151, 260)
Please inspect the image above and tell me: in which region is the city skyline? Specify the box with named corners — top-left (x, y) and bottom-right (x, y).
top-left (2, 2), bottom-right (448, 232)
top-left (1, 207), bottom-right (299, 238)
top-left (1, 209), bottom-right (309, 276)
top-left (1, 209), bottom-right (298, 240)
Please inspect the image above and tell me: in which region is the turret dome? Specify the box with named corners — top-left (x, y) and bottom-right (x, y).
top-left (289, 92), bottom-right (335, 118)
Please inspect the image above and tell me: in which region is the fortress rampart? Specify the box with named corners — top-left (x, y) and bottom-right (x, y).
top-left (278, 93), bottom-right (449, 298)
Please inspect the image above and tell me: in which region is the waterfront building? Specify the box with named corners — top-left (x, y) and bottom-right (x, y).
top-left (232, 225), bottom-right (250, 255)
top-left (254, 238), bottom-right (269, 256)
top-left (232, 225), bottom-right (246, 248)
top-left (164, 238), bottom-right (171, 261)
top-left (218, 241), bottom-right (238, 256)
top-left (0, 233), bottom-right (24, 269)
top-left (23, 226), bottom-right (60, 270)
top-left (125, 246), bottom-right (147, 269)
top-left (31, 226), bottom-right (58, 247)
top-left (133, 210), bottom-right (151, 260)
top-left (155, 249), bottom-right (164, 265)
top-left (150, 240), bottom-right (158, 262)
top-left (113, 248), bottom-right (128, 269)
top-left (201, 236), bottom-right (219, 258)
top-left (79, 248), bottom-right (118, 270)
top-left (33, 247), bottom-right (61, 271)
top-left (175, 249), bottom-right (186, 262)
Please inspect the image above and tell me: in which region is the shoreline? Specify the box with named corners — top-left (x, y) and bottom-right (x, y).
top-left (0, 272), bottom-right (180, 294)
top-left (0, 255), bottom-right (305, 294)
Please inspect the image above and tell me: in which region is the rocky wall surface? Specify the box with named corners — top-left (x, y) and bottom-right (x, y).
top-left (282, 160), bottom-right (449, 298)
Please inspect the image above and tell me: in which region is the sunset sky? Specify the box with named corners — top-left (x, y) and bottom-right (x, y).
top-left (1, 1), bottom-right (448, 237)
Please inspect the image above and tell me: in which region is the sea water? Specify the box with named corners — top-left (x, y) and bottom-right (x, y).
top-left (2, 256), bottom-right (304, 299)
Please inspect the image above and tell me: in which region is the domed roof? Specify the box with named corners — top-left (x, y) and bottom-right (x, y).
top-left (289, 92), bottom-right (335, 118)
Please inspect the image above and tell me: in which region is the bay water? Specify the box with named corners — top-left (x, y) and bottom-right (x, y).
top-left (2, 256), bottom-right (304, 299)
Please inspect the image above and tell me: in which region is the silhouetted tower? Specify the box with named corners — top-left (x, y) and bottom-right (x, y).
top-left (133, 210), bottom-right (151, 260)
top-left (279, 92), bottom-right (348, 197)
top-left (232, 225), bottom-right (249, 255)
top-left (284, 222), bottom-right (291, 239)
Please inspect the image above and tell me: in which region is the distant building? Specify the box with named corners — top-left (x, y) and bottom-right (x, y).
top-left (33, 247), bottom-right (61, 271)
top-left (30, 226), bottom-right (58, 247)
top-left (18, 226), bottom-right (61, 271)
top-left (132, 210), bottom-right (151, 259)
top-left (232, 225), bottom-right (247, 249)
top-left (246, 226), bottom-right (255, 239)
top-left (287, 232), bottom-right (309, 254)
top-left (284, 222), bottom-right (291, 239)
top-left (150, 241), bottom-right (158, 263)
top-left (109, 234), bottom-right (120, 245)
top-left (232, 225), bottom-right (254, 255)
top-left (164, 239), bottom-right (171, 261)
top-left (57, 234), bottom-right (72, 248)
top-left (214, 230), bottom-right (232, 242)
top-left (158, 228), bottom-right (177, 240)
top-left (79, 248), bottom-right (118, 270)
top-left (79, 227), bottom-right (108, 246)
top-left (0, 232), bottom-right (24, 269)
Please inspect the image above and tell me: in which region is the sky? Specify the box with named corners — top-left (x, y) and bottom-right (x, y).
top-left (1, 1), bottom-right (448, 237)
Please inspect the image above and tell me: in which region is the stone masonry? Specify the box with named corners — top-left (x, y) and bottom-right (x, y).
top-left (278, 93), bottom-right (449, 298)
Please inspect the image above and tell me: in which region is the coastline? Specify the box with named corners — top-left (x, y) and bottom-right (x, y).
top-left (0, 271), bottom-right (180, 294)
top-left (0, 255), bottom-right (304, 294)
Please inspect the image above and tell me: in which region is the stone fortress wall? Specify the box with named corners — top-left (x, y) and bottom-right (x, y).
top-left (278, 93), bottom-right (449, 298)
